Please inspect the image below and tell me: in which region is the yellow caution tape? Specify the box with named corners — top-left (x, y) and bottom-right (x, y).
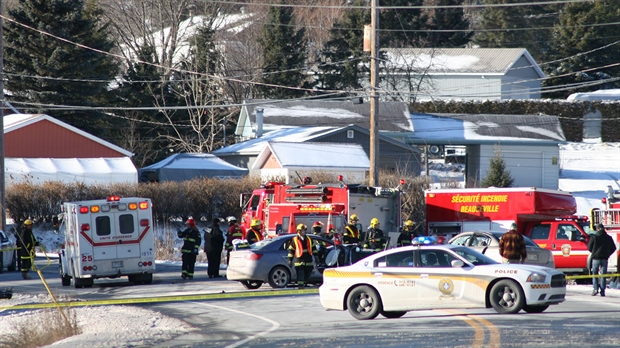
top-left (565, 273), bottom-right (620, 280)
top-left (0, 288), bottom-right (319, 311)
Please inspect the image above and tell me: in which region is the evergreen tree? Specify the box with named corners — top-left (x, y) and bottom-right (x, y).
top-left (473, 0), bottom-right (558, 62)
top-left (543, 1), bottom-right (620, 98)
top-left (257, 0), bottom-right (312, 99)
top-left (425, 0), bottom-right (473, 48)
top-left (380, 0), bottom-right (427, 48)
top-left (480, 149), bottom-right (514, 188)
top-left (3, 0), bottom-right (120, 138)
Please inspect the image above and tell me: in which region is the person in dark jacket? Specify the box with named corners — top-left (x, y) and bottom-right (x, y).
top-left (499, 223), bottom-right (527, 264)
top-left (246, 219), bottom-right (264, 245)
top-left (179, 218), bottom-right (201, 280)
top-left (588, 224), bottom-right (617, 296)
top-left (18, 219), bottom-right (37, 280)
top-left (287, 224), bottom-right (317, 289)
top-left (343, 214), bottom-right (361, 244)
top-left (397, 220), bottom-right (418, 247)
top-left (205, 218), bottom-right (225, 278)
top-left (225, 216), bottom-right (245, 264)
top-left (363, 218), bottom-right (386, 251)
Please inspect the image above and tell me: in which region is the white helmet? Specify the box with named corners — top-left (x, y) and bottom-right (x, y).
top-left (227, 216), bottom-right (237, 223)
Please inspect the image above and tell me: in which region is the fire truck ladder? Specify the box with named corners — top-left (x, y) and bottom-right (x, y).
top-left (285, 187), bottom-right (330, 203)
top-left (591, 208), bottom-right (620, 228)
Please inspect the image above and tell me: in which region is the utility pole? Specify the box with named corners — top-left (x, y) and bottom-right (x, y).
top-left (369, 0), bottom-right (380, 186)
top-left (0, 0), bottom-right (6, 233)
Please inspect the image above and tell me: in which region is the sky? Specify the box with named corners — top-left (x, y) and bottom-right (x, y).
top-left (0, 141), bottom-right (618, 346)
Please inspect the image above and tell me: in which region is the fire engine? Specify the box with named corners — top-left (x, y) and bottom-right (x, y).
top-left (424, 187), bottom-right (618, 277)
top-left (59, 196), bottom-right (156, 288)
top-left (590, 186), bottom-right (620, 272)
top-left (240, 177), bottom-right (404, 246)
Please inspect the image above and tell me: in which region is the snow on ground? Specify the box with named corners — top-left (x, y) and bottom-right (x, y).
top-left (0, 142), bottom-right (618, 346)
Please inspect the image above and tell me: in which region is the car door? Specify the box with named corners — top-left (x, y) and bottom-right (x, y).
top-left (370, 249), bottom-right (420, 311)
top-left (552, 222), bottom-right (589, 269)
top-left (416, 249), bottom-right (475, 309)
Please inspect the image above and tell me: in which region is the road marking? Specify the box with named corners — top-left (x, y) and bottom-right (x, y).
top-left (442, 309), bottom-right (501, 348)
top-left (469, 315), bottom-right (501, 348)
top-left (193, 302), bottom-right (280, 348)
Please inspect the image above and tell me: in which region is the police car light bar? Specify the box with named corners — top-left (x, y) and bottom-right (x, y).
top-left (411, 236), bottom-right (441, 246)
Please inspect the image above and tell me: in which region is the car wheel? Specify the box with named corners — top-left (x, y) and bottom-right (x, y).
top-left (7, 251), bottom-right (17, 272)
top-left (347, 285), bottom-right (382, 320)
top-left (523, 305), bottom-right (549, 313)
top-left (489, 279), bottom-right (525, 314)
top-left (380, 310), bottom-right (406, 319)
top-left (268, 266), bottom-right (290, 289)
top-left (240, 280), bottom-right (263, 290)
top-left (59, 261), bottom-right (71, 286)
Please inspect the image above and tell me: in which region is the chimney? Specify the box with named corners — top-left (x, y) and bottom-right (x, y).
top-left (256, 108), bottom-right (264, 138)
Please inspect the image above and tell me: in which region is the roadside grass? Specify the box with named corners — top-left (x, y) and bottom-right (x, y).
top-left (0, 307), bottom-right (81, 348)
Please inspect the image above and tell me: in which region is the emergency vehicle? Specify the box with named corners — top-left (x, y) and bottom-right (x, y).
top-left (590, 187), bottom-right (620, 273)
top-left (240, 177), bottom-right (404, 246)
top-left (424, 187), bottom-right (618, 276)
top-left (59, 196), bottom-right (156, 288)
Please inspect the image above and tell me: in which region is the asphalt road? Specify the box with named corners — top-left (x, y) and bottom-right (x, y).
top-left (2, 258), bottom-right (619, 347)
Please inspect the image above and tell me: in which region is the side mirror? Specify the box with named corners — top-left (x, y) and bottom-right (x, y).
top-left (451, 260), bottom-right (465, 268)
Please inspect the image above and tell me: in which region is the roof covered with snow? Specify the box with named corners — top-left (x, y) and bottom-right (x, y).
top-left (253, 142), bottom-right (369, 169)
top-left (139, 153), bottom-right (248, 182)
top-left (567, 89), bottom-right (620, 101)
top-left (382, 48), bottom-right (545, 77)
top-left (408, 113), bottom-right (565, 145)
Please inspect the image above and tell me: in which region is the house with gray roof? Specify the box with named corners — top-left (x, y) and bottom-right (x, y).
top-left (407, 113), bottom-right (565, 189)
top-left (234, 99), bottom-right (413, 141)
top-left (214, 124), bottom-right (422, 176)
top-left (382, 48), bottom-right (545, 101)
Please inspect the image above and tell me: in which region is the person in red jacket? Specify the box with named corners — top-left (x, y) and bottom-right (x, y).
top-left (499, 223), bottom-right (527, 264)
top-left (225, 216), bottom-right (245, 264)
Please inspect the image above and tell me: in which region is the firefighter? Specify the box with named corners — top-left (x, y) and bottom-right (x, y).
top-left (343, 214), bottom-right (361, 244)
top-left (225, 216), bottom-right (245, 264)
top-left (311, 221), bottom-right (324, 235)
top-left (246, 219), bottom-right (264, 245)
top-left (18, 219), bottom-right (37, 280)
top-left (363, 218), bottom-right (386, 251)
top-left (397, 220), bottom-right (418, 247)
top-left (178, 218), bottom-right (201, 280)
top-left (287, 224), bottom-right (317, 289)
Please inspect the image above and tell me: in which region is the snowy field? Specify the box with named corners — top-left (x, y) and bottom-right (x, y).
top-left (0, 142), bottom-right (619, 346)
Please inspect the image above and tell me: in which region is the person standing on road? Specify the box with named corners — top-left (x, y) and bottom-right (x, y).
top-left (225, 216), bottom-right (245, 264)
top-left (288, 224), bottom-right (317, 289)
top-left (18, 219), bottom-right (37, 280)
top-left (178, 218), bottom-right (201, 280)
top-left (343, 214), bottom-right (361, 244)
top-left (397, 220), bottom-right (418, 247)
top-left (499, 222), bottom-right (527, 264)
top-left (311, 221), bottom-right (324, 236)
top-left (588, 223), bottom-right (617, 296)
top-left (246, 219), bottom-right (264, 245)
top-left (363, 218), bottom-right (386, 251)
top-left (204, 218), bottom-right (225, 278)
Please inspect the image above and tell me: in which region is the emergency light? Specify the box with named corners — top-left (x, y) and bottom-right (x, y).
top-left (412, 236), bottom-right (440, 245)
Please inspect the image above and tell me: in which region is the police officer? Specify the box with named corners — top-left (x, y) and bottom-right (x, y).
top-left (178, 218), bottom-right (201, 280)
top-left (343, 214), bottom-right (361, 244)
top-left (246, 219), bottom-right (264, 245)
top-left (397, 220), bottom-right (418, 247)
top-left (225, 216), bottom-right (245, 264)
top-left (363, 218), bottom-right (386, 251)
top-left (287, 224), bottom-right (317, 289)
top-left (18, 219), bottom-right (37, 280)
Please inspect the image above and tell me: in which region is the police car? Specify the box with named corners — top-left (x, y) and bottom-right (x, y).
top-left (319, 237), bottom-right (566, 320)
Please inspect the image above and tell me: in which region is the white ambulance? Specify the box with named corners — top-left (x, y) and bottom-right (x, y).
top-left (59, 196), bottom-right (156, 288)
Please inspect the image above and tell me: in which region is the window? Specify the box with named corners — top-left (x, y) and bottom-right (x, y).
top-left (450, 235), bottom-right (470, 246)
top-left (119, 214), bottom-right (135, 234)
top-left (531, 224), bottom-right (550, 240)
top-left (347, 130), bottom-right (354, 139)
top-left (95, 216), bottom-right (111, 236)
top-left (555, 227), bottom-right (569, 240)
top-left (472, 235), bottom-right (492, 247)
top-left (374, 250), bottom-right (414, 267)
top-left (420, 250), bottom-right (455, 267)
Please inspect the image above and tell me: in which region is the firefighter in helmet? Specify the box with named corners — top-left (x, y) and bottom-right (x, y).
top-left (343, 214), bottom-right (361, 244)
top-left (311, 221), bottom-right (323, 235)
top-left (287, 223), bottom-right (317, 289)
top-left (246, 219), bottom-right (264, 245)
top-left (18, 219), bottom-right (37, 280)
top-left (178, 218), bottom-right (201, 280)
top-left (225, 216), bottom-right (245, 264)
top-left (363, 218), bottom-right (386, 251)
top-left (397, 220), bottom-right (418, 247)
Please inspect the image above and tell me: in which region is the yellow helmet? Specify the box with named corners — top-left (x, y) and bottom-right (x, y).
top-left (297, 223), bottom-right (307, 231)
top-left (24, 219), bottom-right (33, 226)
top-left (349, 214), bottom-right (359, 223)
top-left (370, 218), bottom-right (380, 227)
top-left (251, 219), bottom-right (262, 228)
top-left (405, 220), bottom-right (414, 227)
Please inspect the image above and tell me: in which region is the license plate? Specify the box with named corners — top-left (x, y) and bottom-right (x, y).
top-left (112, 261), bottom-right (123, 268)
top-left (527, 254), bottom-right (539, 261)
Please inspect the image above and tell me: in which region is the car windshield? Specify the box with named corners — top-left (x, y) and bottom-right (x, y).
top-left (491, 232), bottom-right (538, 247)
top-left (451, 246), bottom-right (499, 266)
top-left (251, 238), bottom-right (280, 250)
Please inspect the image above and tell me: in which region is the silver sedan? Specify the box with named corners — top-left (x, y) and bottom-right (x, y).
top-left (448, 231), bottom-right (555, 268)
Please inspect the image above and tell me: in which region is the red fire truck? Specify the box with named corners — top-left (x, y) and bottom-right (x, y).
top-left (240, 178), bottom-right (404, 245)
top-left (424, 187), bottom-right (618, 276)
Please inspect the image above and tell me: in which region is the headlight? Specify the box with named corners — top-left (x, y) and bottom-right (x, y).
top-left (527, 273), bottom-right (547, 283)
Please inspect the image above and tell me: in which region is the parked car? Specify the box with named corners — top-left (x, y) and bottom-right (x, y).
top-left (0, 229), bottom-right (18, 273)
top-left (226, 234), bottom-right (377, 289)
top-left (448, 231), bottom-right (555, 268)
top-left (319, 241), bottom-right (567, 320)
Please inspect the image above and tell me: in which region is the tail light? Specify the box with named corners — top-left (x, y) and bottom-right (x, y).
top-left (140, 219), bottom-right (150, 227)
top-left (139, 261), bottom-right (153, 267)
top-left (81, 223), bottom-right (90, 231)
top-left (244, 253), bottom-right (263, 261)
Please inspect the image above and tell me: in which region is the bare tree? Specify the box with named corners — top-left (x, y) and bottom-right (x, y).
top-left (381, 49), bottom-right (436, 103)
